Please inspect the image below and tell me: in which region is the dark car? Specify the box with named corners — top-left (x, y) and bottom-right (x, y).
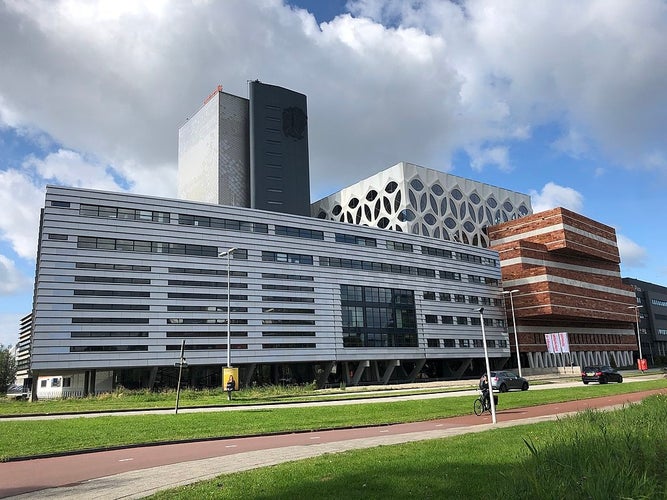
top-left (581, 365), bottom-right (623, 384)
top-left (490, 371), bottom-right (529, 392)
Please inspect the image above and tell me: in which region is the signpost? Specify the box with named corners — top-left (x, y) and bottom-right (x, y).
top-left (174, 340), bottom-right (187, 415)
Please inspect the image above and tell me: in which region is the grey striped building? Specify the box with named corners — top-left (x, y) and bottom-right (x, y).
top-left (30, 185), bottom-right (509, 393)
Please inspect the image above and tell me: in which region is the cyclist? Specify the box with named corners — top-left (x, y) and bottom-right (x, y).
top-left (479, 373), bottom-right (490, 410)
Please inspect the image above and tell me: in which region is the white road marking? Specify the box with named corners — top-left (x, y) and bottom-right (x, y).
top-left (225, 445), bottom-right (238, 448)
top-left (118, 458), bottom-right (134, 462)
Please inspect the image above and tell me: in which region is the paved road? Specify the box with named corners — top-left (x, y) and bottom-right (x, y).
top-left (2, 386), bottom-right (665, 500)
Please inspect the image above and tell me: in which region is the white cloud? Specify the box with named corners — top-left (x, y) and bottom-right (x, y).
top-left (23, 149), bottom-right (121, 191)
top-left (551, 128), bottom-right (590, 159)
top-left (0, 255), bottom-right (31, 295)
top-left (530, 182), bottom-right (584, 213)
top-left (468, 145), bottom-right (510, 172)
top-left (0, 169), bottom-right (44, 259)
top-left (616, 234), bottom-right (648, 268)
top-left (0, 312), bottom-right (24, 348)
top-left (0, 149), bottom-right (135, 260)
top-left (0, 0), bottom-right (664, 203)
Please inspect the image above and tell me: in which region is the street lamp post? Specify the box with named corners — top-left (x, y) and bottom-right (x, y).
top-left (628, 305), bottom-right (643, 370)
top-left (476, 307), bottom-right (496, 424)
top-left (219, 248), bottom-right (237, 368)
top-left (503, 289), bottom-right (521, 377)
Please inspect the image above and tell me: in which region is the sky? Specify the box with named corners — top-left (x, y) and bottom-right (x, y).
top-left (0, 0), bottom-right (666, 348)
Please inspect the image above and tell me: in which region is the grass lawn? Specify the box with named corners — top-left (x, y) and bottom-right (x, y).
top-left (0, 383), bottom-right (475, 416)
top-left (1, 379), bottom-right (665, 461)
top-left (148, 394), bottom-right (667, 499)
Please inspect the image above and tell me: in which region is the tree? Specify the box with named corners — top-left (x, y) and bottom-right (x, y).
top-left (0, 345), bottom-right (17, 393)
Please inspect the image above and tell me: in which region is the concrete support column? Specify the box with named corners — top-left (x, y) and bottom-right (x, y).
top-left (243, 363), bottom-right (256, 388)
top-left (147, 367), bottom-right (158, 391)
top-left (371, 361), bottom-right (380, 383)
top-left (407, 359), bottom-right (426, 382)
top-left (89, 370), bottom-right (96, 395)
top-left (83, 371), bottom-right (90, 397)
top-left (380, 360), bottom-right (400, 385)
top-left (452, 358), bottom-right (472, 378)
top-left (316, 361), bottom-right (335, 388)
top-left (30, 370), bottom-right (39, 402)
top-left (350, 361), bottom-right (369, 386)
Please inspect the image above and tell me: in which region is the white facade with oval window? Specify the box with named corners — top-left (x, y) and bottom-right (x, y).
top-left (312, 162), bottom-right (532, 248)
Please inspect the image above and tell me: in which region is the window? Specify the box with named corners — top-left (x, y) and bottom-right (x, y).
top-left (473, 339), bottom-right (484, 348)
top-left (442, 316), bottom-right (453, 325)
top-left (443, 339), bottom-right (455, 348)
top-left (440, 293), bottom-right (451, 302)
top-left (335, 233), bottom-right (377, 247)
top-left (40, 380), bottom-right (47, 388)
top-left (275, 225), bottom-right (324, 240)
top-left (441, 271), bottom-right (461, 281)
top-left (387, 241), bottom-right (413, 252)
top-left (421, 246), bottom-right (453, 259)
top-left (63, 377), bottom-right (71, 387)
top-left (340, 284), bottom-right (417, 348)
top-left (76, 236), bottom-right (216, 257)
top-left (427, 338), bottom-right (439, 348)
top-left (425, 315), bottom-right (438, 324)
top-left (454, 294), bottom-right (466, 303)
top-left (342, 306), bottom-right (364, 327)
top-left (48, 234), bottom-right (68, 241)
top-left (423, 291), bottom-right (436, 300)
top-left (459, 339), bottom-right (470, 348)
top-left (341, 285), bottom-right (363, 302)
top-left (262, 251), bottom-right (313, 265)
top-left (70, 345), bottom-right (149, 352)
top-left (456, 316), bottom-right (468, 326)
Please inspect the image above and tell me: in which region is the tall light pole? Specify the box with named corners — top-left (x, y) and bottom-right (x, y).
top-left (219, 248), bottom-right (237, 368)
top-left (476, 307), bottom-right (496, 424)
top-left (628, 305), bottom-right (643, 369)
top-left (503, 289), bottom-right (521, 377)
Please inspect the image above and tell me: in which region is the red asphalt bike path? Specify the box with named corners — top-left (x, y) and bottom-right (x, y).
top-left (1, 388), bottom-right (665, 498)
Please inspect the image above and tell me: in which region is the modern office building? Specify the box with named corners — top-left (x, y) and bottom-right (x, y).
top-left (28, 185), bottom-right (509, 393)
top-left (178, 81), bottom-right (311, 216)
top-left (314, 164), bottom-right (636, 371)
top-left (13, 314), bottom-right (32, 388)
top-left (622, 278), bottom-right (667, 364)
top-left (312, 162), bottom-right (532, 248)
top-left (488, 208), bottom-right (638, 369)
top-left (21, 82), bottom-right (639, 397)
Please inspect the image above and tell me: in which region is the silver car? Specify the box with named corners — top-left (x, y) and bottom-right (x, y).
top-left (490, 371), bottom-right (529, 392)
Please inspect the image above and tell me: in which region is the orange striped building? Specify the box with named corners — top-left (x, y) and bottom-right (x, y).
top-left (488, 207), bottom-right (638, 370)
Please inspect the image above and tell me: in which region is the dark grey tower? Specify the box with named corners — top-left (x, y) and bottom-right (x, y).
top-left (249, 81), bottom-right (311, 216)
top-left (178, 82), bottom-right (311, 217)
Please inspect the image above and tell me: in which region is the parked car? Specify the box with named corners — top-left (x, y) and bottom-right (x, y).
top-left (581, 366), bottom-right (623, 384)
top-left (5, 384), bottom-right (29, 400)
top-left (490, 371), bottom-right (529, 392)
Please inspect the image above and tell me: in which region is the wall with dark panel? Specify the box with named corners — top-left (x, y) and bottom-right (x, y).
top-left (249, 81), bottom-right (311, 216)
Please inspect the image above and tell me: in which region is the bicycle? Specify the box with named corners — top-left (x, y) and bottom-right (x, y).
top-left (473, 391), bottom-right (494, 416)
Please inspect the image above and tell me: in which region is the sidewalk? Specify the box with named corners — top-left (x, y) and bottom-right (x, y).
top-left (4, 387), bottom-right (665, 500)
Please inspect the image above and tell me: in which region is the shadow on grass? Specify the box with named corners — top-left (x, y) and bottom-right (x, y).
top-left (153, 396), bottom-right (667, 500)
